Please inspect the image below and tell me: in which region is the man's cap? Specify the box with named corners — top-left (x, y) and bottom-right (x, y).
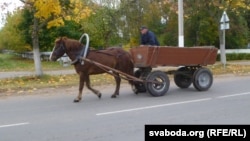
top-left (140, 26), bottom-right (148, 30)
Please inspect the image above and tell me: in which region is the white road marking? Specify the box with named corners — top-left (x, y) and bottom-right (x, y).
top-left (96, 91), bottom-right (250, 116)
top-left (217, 92), bottom-right (250, 98)
top-left (96, 98), bottom-right (212, 116)
top-left (0, 122), bottom-right (30, 128)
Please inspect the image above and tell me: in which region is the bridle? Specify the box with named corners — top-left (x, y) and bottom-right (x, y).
top-left (53, 41), bottom-right (66, 57)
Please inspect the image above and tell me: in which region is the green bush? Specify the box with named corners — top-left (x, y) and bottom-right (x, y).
top-left (217, 53), bottom-right (250, 61)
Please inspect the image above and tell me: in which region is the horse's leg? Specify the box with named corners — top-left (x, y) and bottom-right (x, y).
top-left (111, 73), bottom-right (121, 98)
top-left (85, 75), bottom-right (102, 98)
top-left (74, 72), bottom-right (85, 102)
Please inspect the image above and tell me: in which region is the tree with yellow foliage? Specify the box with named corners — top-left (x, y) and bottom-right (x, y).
top-left (20, 0), bottom-right (91, 76)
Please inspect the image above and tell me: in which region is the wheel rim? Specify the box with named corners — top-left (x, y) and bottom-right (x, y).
top-left (146, 71), bottom-right (169, 96)
top-left (197, 72), bottom-right (211, 88)
top-left (151, 77), bottom-right (166, 92)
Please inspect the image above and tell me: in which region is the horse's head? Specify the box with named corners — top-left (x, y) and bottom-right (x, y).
top-left (50, 37), bottom-right (67, 61)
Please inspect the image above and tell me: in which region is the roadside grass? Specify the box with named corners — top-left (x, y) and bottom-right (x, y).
top-left (0, 53), bottom-right (72, 71)
top-left (209, 63), bottom-right (250, 75)
top-left (1, 53), bottom-right (250, 95)
top-left (0, 73), bottom-right (115, 95)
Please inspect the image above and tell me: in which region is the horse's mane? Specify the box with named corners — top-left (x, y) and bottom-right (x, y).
top-left (56, 37), bottom-right (83, 51)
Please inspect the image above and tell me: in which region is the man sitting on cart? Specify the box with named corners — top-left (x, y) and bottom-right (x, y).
top-left (140, 26), bottom-right (159, 46)
top-left (136, 26), bottom-right (159, 92)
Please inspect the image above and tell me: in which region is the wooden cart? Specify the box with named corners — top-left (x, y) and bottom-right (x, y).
top-left (129, 46), bottom-right (218, 96)
top-left (79, 33), bottom-right (217, 97)
top-left (82, 45), bottom-right (218, 97)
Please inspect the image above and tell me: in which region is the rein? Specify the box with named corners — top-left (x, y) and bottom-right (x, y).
top-left (53, 41), bottom-right (66, 56)
top-left (71, 49), bottom-right (122, 65)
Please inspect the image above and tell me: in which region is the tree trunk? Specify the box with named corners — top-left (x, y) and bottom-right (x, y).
top-left (32, 17), bottom-right (43, 76)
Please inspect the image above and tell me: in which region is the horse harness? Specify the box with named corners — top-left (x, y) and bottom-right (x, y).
top-left (95, 49), bottom-right (123, 58)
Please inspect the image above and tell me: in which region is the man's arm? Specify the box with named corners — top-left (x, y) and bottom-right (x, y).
top-left (148, 31), bottom-right (157, 45)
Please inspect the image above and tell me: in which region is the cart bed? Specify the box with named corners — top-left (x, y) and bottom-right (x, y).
top-left (130, 46), bottom-right (218, 67)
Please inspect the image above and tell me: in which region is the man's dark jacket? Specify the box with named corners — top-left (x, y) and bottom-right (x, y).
top-left (140, 31), bottom-right (160, 46)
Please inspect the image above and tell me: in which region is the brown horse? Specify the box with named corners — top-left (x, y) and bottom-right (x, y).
top-left (50, 37), bottom-right (134, 102)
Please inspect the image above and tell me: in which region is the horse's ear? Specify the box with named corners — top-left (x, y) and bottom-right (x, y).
top-left (55, 37), bottom-right (61, 43)
top-left (57, 37), bottom-right (61, 42)
top-left (62, 36), bottom-right (67, 41)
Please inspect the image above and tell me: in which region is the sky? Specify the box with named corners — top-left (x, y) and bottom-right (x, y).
top-left (0, 0), bottom-right (24, 28)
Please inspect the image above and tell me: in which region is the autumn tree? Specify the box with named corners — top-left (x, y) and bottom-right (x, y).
top-left (209, 0), bottom-right (250, 49)
top-left (175, 0), bottom-right (250, 48)
top-left (18, 10), bottom-right (82, 52)
top-left (0, 8), bottom-right (29, 52)
top-left (113, 0), bottom-right (150, 47)
top-left (19, 0), bottom-right (91, 76)
top-left (80, 3), bottom-right (121, 48)
top-left (117, 0), bottom-right (172, 46)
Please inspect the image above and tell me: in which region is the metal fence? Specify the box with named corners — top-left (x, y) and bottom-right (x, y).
top-left (17, 51), bottom-right (71, 66)
top-left (217, 49), bottom-right (250, 54)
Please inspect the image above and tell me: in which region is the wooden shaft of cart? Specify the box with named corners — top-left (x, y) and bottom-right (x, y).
top-left (81, 58), bottom-right (162, 84)
top-left (82, 58), bottom-right (144, 82)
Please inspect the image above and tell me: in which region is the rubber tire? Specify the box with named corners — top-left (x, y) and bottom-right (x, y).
top-left (174, 67), bottom-right (192, 89)
top-left (145, 71), bottom-right (170, 97)
top-left (193, 68), bottom-right (213, 91)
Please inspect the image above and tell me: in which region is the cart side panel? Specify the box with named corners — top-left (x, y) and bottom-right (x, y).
top-left (156, 46), bottom-right (218, 66)
top-left (130, 47), bottom-right (152, 67)
top-left (130, 46), bottom-right (218, 67)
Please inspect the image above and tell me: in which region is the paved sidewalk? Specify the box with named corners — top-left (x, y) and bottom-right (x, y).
top-left (0, 70), bottom-right (75, 79)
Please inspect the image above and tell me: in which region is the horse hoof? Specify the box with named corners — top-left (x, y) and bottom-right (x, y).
top-left (73, 99), bottom-right (81, 103)
top-left (132, 88), bottom-right (139, 94)
top-left (111, 95), bottom-right (116, 98)
top-left (98, 94), bottom-right (102, 99)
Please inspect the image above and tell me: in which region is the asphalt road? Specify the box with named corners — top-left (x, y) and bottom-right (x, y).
top-left (0, 75), bottom-right (250, 141)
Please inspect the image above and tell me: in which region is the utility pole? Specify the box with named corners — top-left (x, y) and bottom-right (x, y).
top-left (178, 0), bottom-right (184, 47)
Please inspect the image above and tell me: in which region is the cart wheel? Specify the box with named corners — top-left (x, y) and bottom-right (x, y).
top-left (146, 71), bottom-right (170, 97)
top-left (174, 67), bottom-right (192, 88)
top-left (133, 70), bottom-right (147, 94)
top-left (193, 68), bottom-right (213, 91)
